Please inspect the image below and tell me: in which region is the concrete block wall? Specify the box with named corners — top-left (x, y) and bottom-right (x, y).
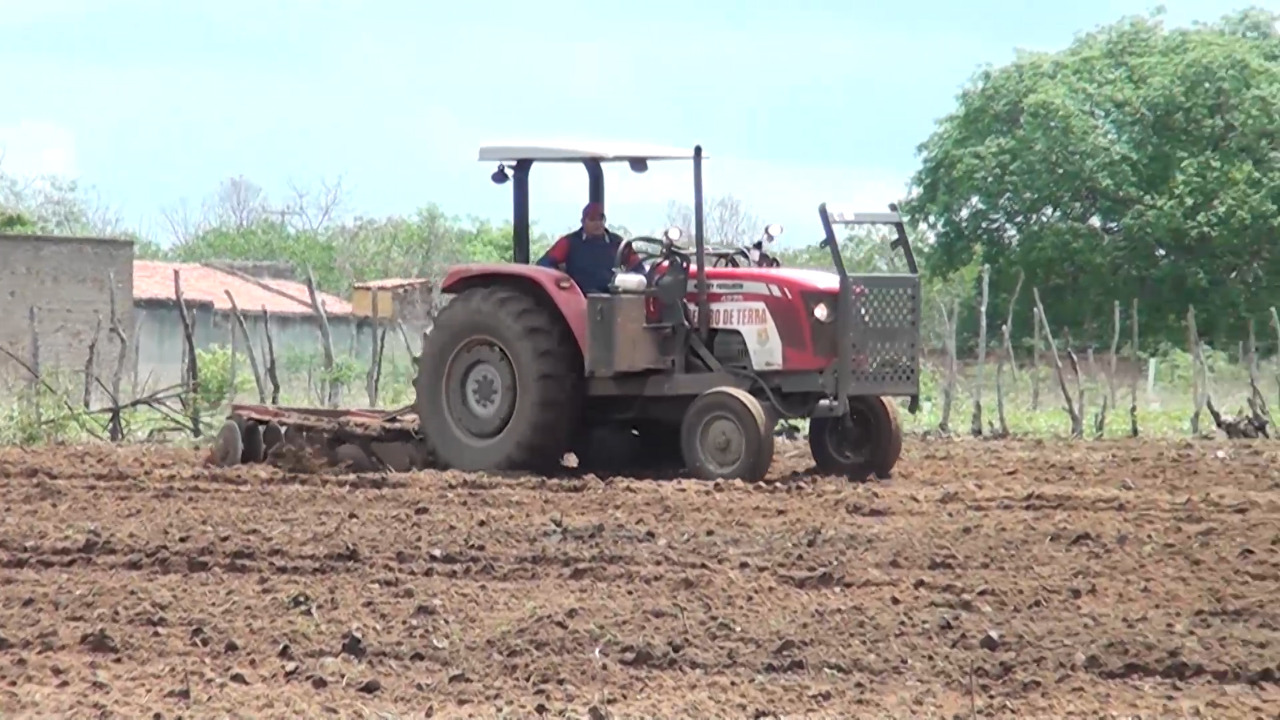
top-left (0, 235), bottom-right (134, 402)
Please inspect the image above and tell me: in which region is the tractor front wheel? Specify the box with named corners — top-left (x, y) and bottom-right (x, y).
top-left (808, 395), bottom-right (903, 481)
top-left (416, 285), bottom-right (581, 472)
top-left (680, 387), bottom-right (774, 482)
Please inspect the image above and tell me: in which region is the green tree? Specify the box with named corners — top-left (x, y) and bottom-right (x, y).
top-left (0, 210), bottom-right (34, 233)
top-left (903, 6), bottom-right (1280, 349)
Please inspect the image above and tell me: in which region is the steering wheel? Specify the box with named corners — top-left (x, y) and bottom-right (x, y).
top-left (615, 235), bottom-right (695, 292)
top-left (614, 235), bottom-right (693, 271)
top-left (709, 248), bottom-right (747, 267)
top-left (615, 236), bottom-right (659, 269)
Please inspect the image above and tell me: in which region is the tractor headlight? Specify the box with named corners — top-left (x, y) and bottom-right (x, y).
top-left (812, 301), bottom-right (832, 323)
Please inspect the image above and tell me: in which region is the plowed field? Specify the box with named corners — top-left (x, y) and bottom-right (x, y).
top-left (2, 437), bottom-right (1280, 719)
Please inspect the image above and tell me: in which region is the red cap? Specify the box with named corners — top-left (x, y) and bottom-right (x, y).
top-left (582, 202), bottom-right (605, 221)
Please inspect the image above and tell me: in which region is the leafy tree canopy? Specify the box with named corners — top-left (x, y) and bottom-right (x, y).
top-left (903, 6), bottom-right (1280, 348)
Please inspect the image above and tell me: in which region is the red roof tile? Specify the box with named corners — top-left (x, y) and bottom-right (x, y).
top-left (132, 261), bottom-right (354, 316)
top-left (255, 276), bottom-right (359, 314)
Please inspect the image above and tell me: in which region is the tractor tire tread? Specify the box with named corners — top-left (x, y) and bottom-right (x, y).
top-left (680, 387), bottom-right (772, 482)
top-left (874, 396), bottom-right (903, 479)
top-left (809, 395), bottom-right (903, 481)
top-left (417, 284), bottom-right (581, 472)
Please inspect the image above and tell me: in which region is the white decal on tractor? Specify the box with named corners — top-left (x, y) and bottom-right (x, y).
top-left (686, 300), bottom-right (783, 370)
top-left (708, 280), bottom-right (777, 297)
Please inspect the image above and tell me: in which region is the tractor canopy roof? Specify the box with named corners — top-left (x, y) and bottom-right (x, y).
top-left (478, 140), bottom-right (704, 163)
top-left (480, 139), bottom-right (707, 265)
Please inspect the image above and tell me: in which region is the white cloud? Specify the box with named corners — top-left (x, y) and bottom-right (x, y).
top-left (0, 121), bottom-right (78, 178)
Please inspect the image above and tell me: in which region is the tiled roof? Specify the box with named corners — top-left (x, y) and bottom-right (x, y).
top-left (132, 261), bottom-right (355, 316)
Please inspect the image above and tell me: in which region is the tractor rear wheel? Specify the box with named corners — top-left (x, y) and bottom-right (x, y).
top-left (809, 395), bottom-right (903, 481)
top-left (416, 285), bottom-right (581, 472)
top-left (680, 387), bottom-right (774, 482)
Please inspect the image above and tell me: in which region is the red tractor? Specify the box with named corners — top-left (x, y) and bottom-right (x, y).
top-left (410, 141), bottom-right (921, 482)
top-left (224, 141), bottom-right (920, 482)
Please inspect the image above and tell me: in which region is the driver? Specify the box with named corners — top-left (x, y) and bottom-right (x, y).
top-left (536, 202), bottom-right (643, 294)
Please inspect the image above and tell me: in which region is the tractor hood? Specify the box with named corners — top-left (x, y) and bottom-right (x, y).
top-left (701, 266), bottom-right (842, 293)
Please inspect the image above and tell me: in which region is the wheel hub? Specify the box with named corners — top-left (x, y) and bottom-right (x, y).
top-left (443, 340), bottom-right (517, 441)
top-left (464, 363), bottom-right (502, 418)
top-left (698, 414), bottom-right (746, 473)
top-left (826, 410), bottom-right (871, 463)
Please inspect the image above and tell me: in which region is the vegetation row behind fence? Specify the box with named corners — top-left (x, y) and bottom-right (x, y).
top-left (2, 262), bottom-right (1278, 445)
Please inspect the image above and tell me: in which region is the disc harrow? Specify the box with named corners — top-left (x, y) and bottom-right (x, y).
top-left (213, 403), bottom-right (430, 473)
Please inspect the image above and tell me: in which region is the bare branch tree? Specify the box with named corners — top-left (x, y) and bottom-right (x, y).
top-left (0, 166), bottom-right (126, 237)
top-left (161, 173), bottom-right (349, 246)
top-left (283, 175), bottom-right (346, 233)
top-left (665, 194), bottom-right (761, 246)
top-left (209, 175), bottom-right (268, 230)
top-left (160, 197), bottom-right (210, 246)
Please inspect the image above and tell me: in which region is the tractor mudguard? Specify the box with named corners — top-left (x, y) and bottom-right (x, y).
top-left (439, 263), bottom-right (589, 354)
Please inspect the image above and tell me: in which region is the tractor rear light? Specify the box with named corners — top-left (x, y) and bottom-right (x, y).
top-left (556, 278), bottom-right (573, 289)
top-left (812, 301), bottom-right (832, 323)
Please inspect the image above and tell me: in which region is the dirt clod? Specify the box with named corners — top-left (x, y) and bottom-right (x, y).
top-left (1, 438), bottom-right (1278, 717)
top-left (340, 632), bottom-right (366, 659)
top-left (79, 629), bottom-right (119, 654)
top-left (980, 630), bottom-right (1001, 651)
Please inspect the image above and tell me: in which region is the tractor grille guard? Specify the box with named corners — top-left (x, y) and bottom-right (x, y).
top-left (818, 202), bottom-right (922, 415)
top-left (848, 275), bottom-right (921, 396)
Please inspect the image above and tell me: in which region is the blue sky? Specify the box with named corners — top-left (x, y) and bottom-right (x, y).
top-left (0, 0), bottom-right (1261, 248)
